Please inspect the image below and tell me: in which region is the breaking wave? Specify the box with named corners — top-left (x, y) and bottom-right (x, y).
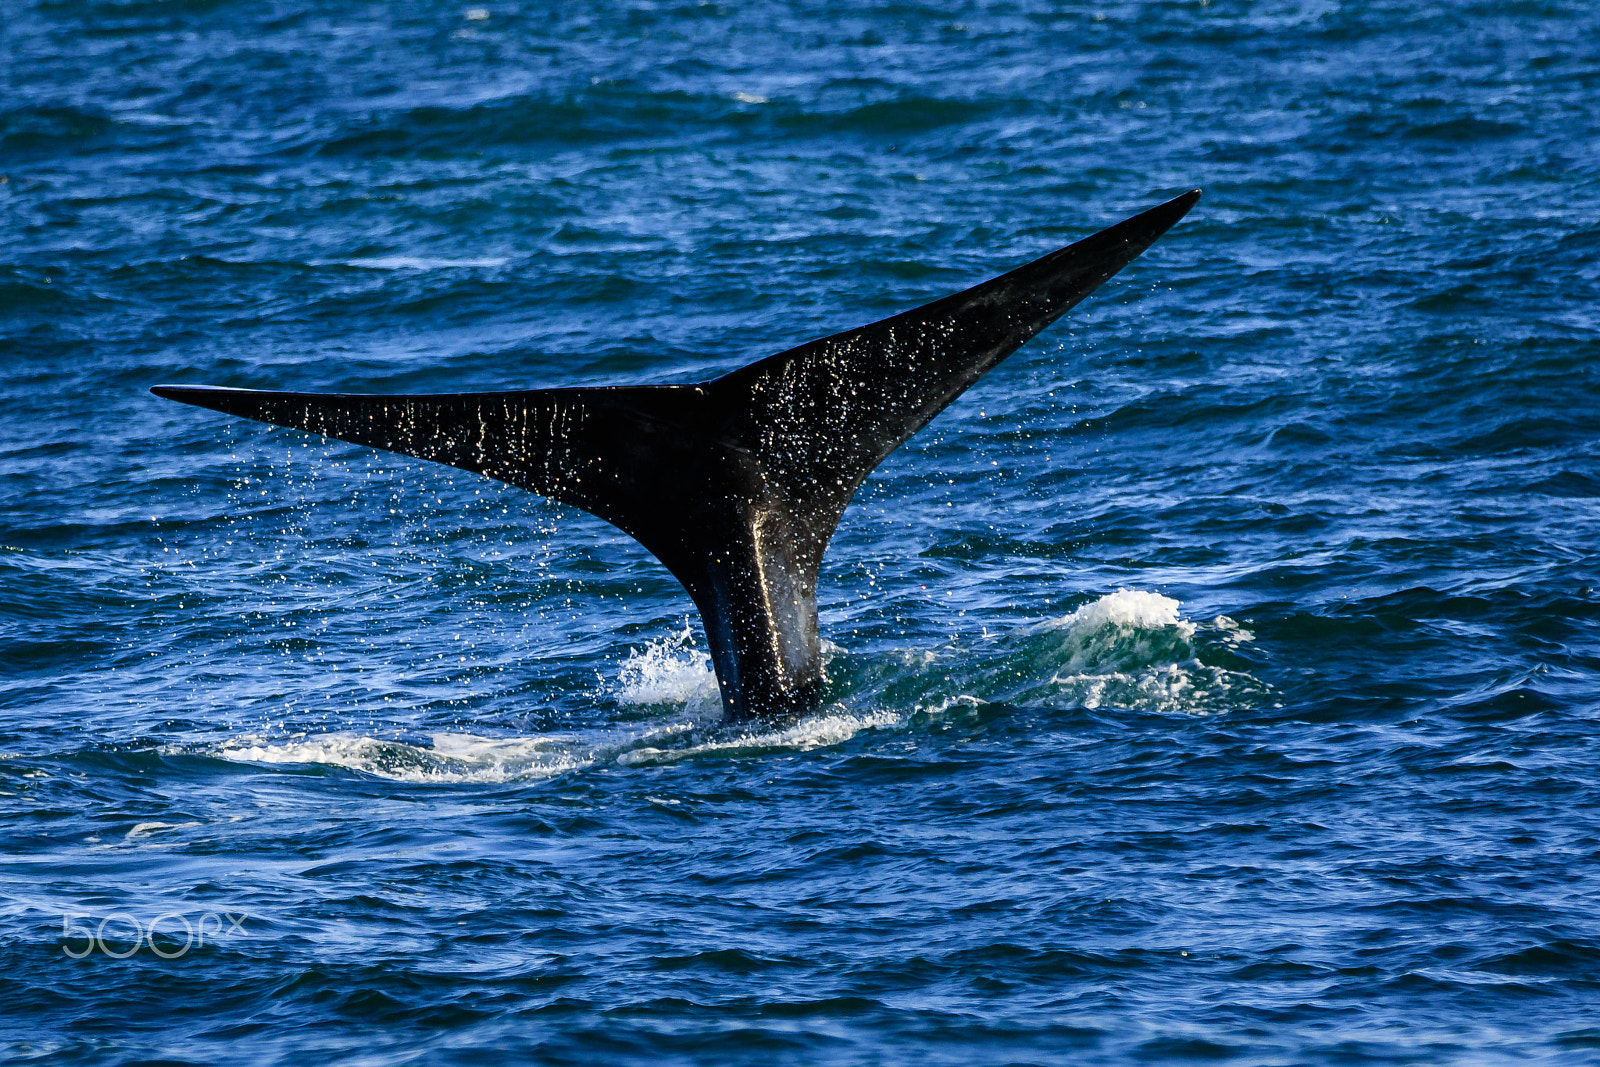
top-left (1017, 588), bottom-right (1268, 715)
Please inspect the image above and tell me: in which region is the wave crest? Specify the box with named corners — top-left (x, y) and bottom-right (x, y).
top-left (1021, 589), bottom-right (1268, 714)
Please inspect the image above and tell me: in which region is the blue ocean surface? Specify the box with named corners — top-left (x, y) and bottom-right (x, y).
top-left (4, 1), bottom-right (1600, 1062)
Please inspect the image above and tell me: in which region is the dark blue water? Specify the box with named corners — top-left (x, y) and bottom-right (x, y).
top-left (6, 1), bottom-right (1600, 1062)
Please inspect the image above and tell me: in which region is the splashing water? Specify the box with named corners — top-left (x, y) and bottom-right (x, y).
top-left (613, 620), bottom-right (721, 709)
top-left (892, 589), bottom-right (1272, 717)
top-left (204, 592), bottom-right (1265, 783)
top-left (1026, 589), bottom-right (1268, 715)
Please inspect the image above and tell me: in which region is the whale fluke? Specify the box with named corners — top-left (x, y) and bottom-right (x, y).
top-left (153, 189), bottom-right (1200, 720)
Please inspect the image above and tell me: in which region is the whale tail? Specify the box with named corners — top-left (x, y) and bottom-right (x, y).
top-left (153, 189), bottom-right (1200, 719)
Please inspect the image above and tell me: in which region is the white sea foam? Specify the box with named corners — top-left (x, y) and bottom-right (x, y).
top-left (614, 622), bottom-right (720, 709)
top-left (1022, 589), bottom-right (1268, 715)
top-left (1046, 663), bottom-right (1254, 714)
top-left (123, 820), bottom-right (200, 842)
top-left (208, 622), bottom-right (883, 782)
top-left (1038, 588), bottom-right (1194, 638)
top-left (210, 705), bottom-right (896, 782)
top-left (913, 693), bottom-right (986, 717)
top-left (618, 708), bottom-right (900, 766)
top-left (216, 731), bottom-right (600, 784)
top-left (206, 592), bottom-right (1261, 781)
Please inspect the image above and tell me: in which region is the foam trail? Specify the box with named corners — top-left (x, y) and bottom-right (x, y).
top-left (618, 709), bottom-right (901, 766)
top-left (214, 731), bottom-right (603, 784)
top-left (207, 708), bottom-right (902, 781)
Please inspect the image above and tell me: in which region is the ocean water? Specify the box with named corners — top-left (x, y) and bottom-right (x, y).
top-left (5, 1), bottom-right (1600, 1062)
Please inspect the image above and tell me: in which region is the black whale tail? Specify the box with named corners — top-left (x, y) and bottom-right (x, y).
top-left (153, 189), bottom-right (1200, 720)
